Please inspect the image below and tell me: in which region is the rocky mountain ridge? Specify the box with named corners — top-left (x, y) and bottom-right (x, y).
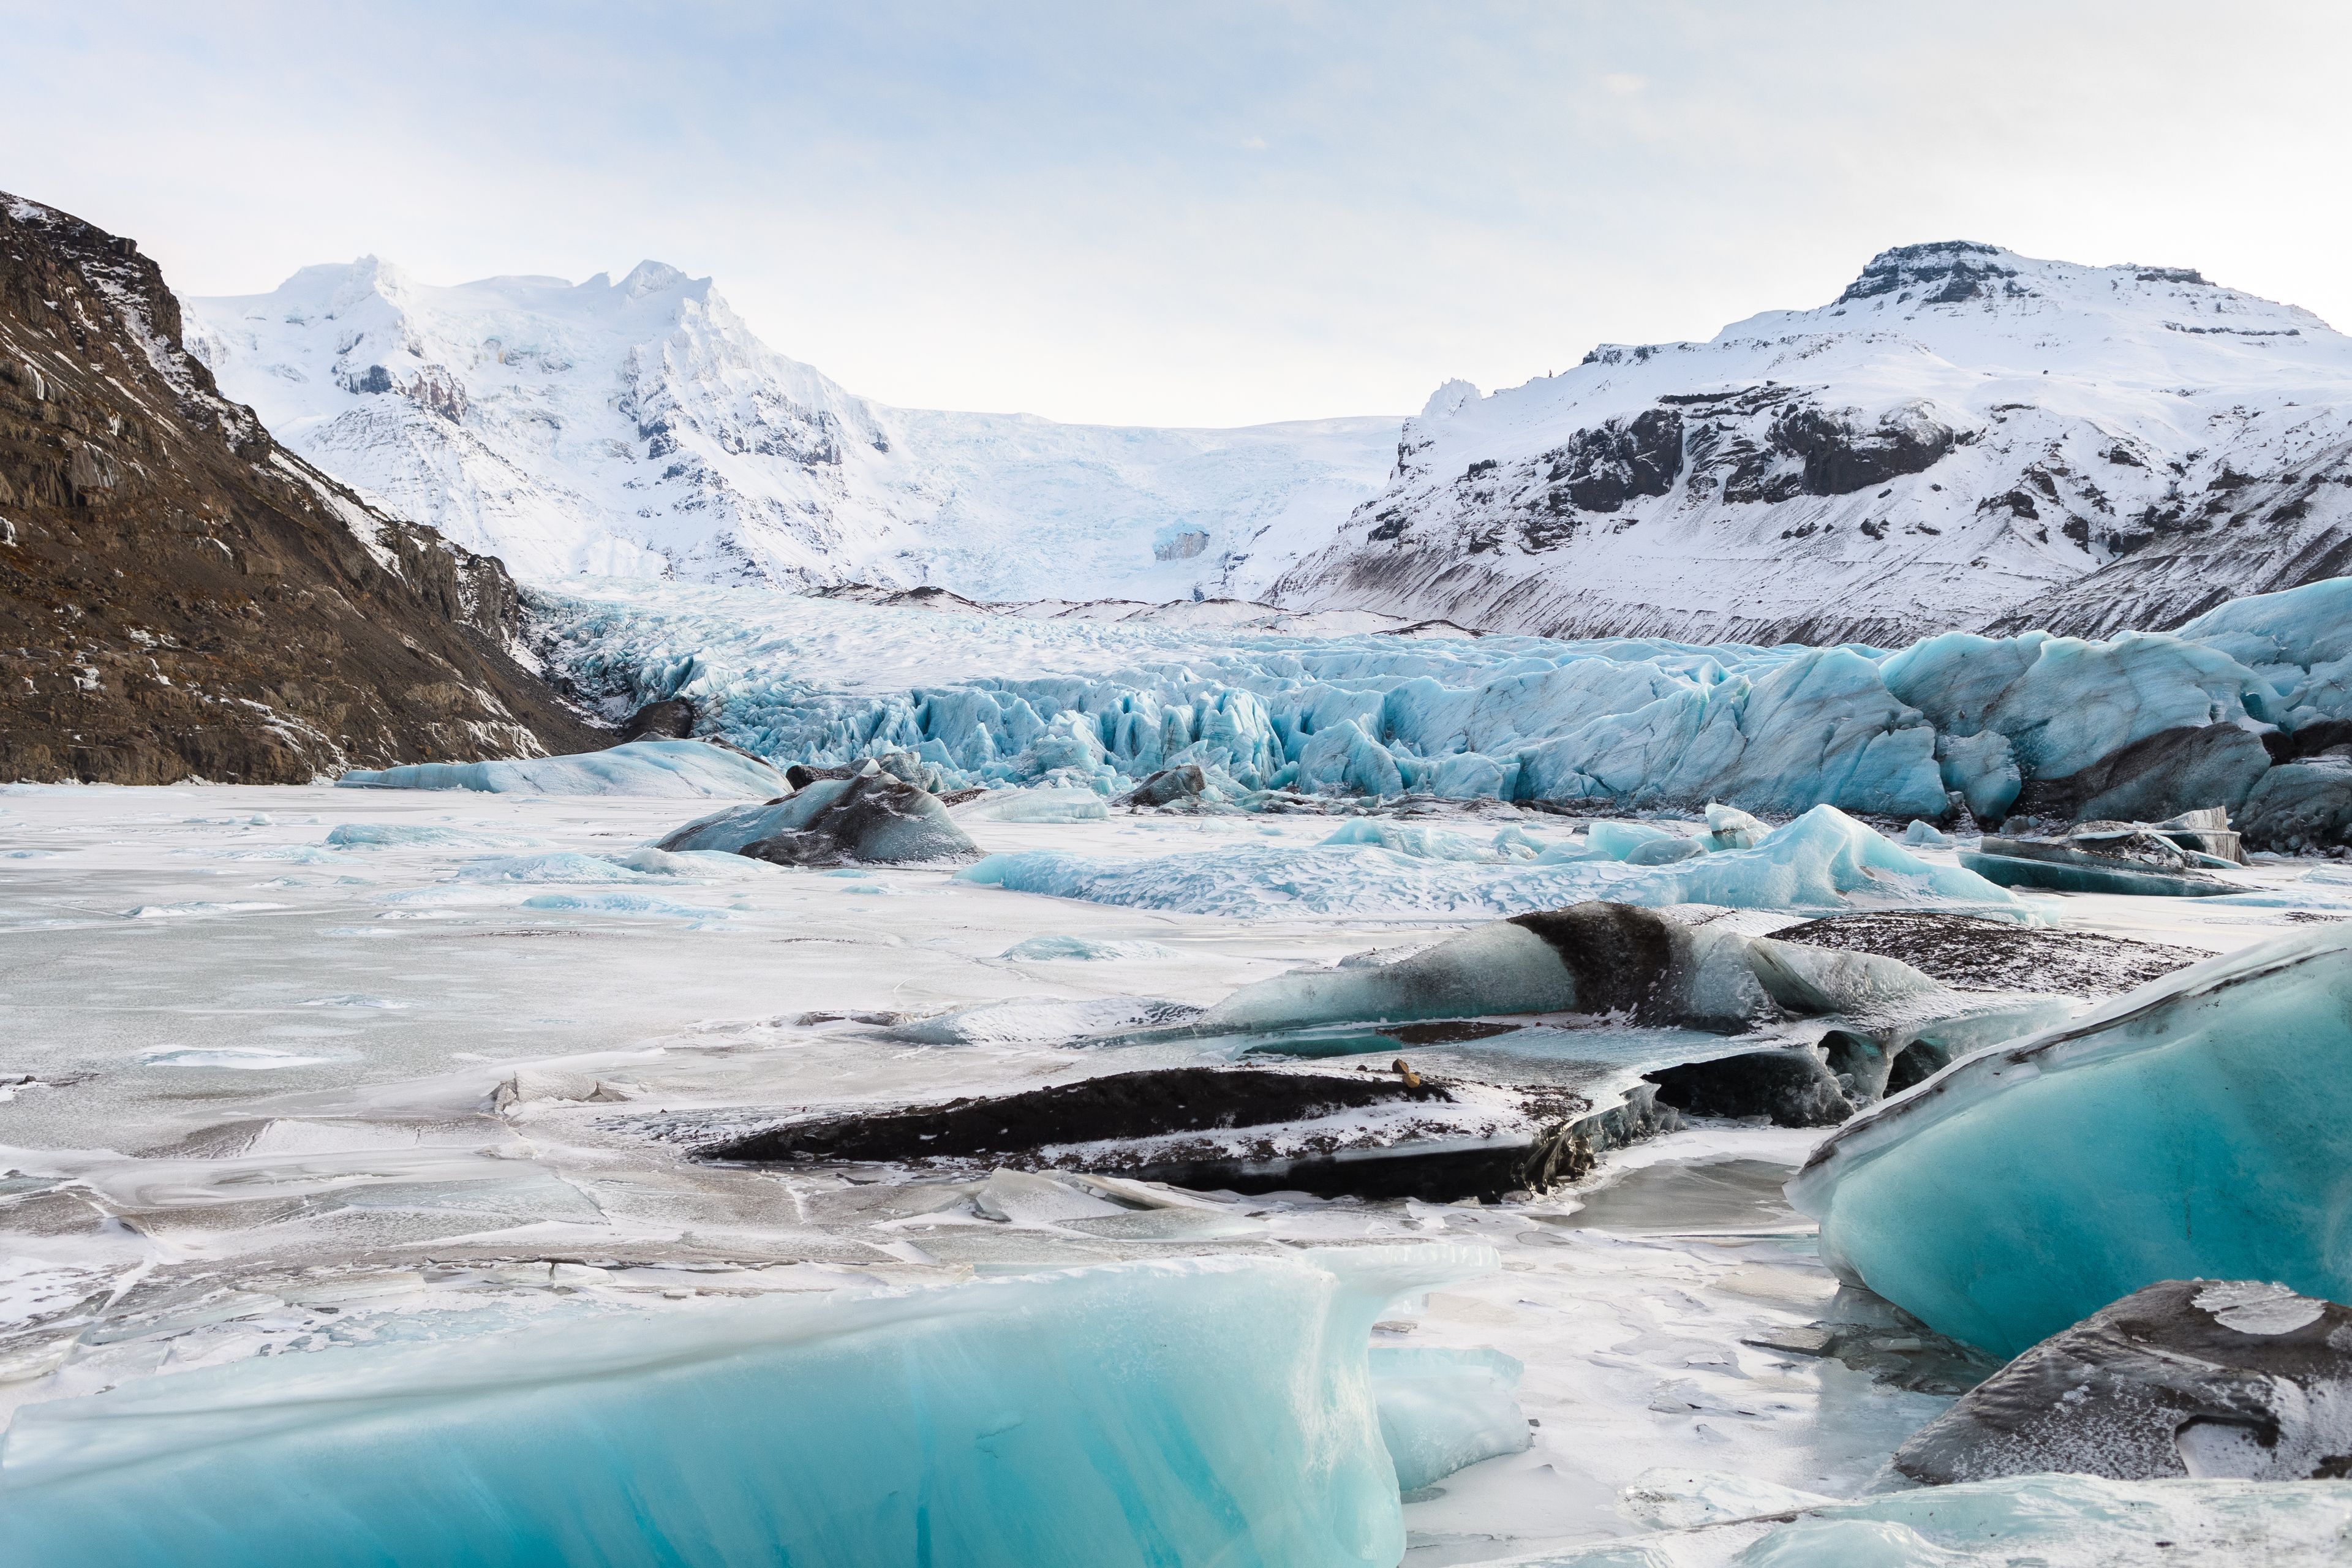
top-left (1272, 242), bottom-right (2352, 645)
top-left (0, 194), bottom-right (602, 784)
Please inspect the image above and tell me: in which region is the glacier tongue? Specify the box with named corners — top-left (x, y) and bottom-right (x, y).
top-left (529, 576), bottom-right (2351, 842)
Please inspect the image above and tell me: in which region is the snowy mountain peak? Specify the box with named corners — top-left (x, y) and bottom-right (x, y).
top-left (617, 259), bottom-right (699, 299)
top-left (1420, 379), bottom-right (1483, 420)
top-left (186, 259), bottom-right (1402, 598)
top-left (1275, 240), bottom-right (2352, 646)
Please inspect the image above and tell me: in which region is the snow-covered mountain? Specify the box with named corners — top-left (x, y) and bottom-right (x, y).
top-left (183, 261), bottom-right (1400, 601)
top-left (1273, 243), bottom-right (2352, 644)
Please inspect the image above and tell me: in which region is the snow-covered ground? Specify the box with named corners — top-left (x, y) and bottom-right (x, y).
top-left (182, 261), bottom-right (1400, 601)
top-left (4, 781), bottom-right (2345, 1561)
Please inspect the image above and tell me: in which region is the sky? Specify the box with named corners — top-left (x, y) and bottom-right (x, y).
top-left (7, 2), bottom-right (2350, 428)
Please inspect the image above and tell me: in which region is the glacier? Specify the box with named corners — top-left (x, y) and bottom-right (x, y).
top-left (528, 574), bottom-right (2352, 837)
top-left (1787, 925), bottom-right (2352, 1357)
top-left (339, 738), bottom-right (788, 798)
top-left (0, 1248), bottom-right (1486, 1568)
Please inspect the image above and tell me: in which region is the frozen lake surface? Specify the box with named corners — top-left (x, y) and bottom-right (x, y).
top-left (2, 782), bottom-right (2344, 1563)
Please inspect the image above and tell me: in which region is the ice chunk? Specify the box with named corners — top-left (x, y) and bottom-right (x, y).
top-left (1891, 1278), bottom-right (2352, 1484)
top-left (658, 773), bottom-right (978, 866)
top-left (1789, 926), bottom-right (2352, 1355)
top-left (1319, 820), bottom-right (1515, 861)
top-left (970, 1168), bottom-right (1125, 1225)
top-left (339, 739), bottom-right (790, 797)
top-left (0, 1247), bottom-right (1490, 1568)
top-left (962, 806), bottom-right (2022, 919)
top-left (1196, 901), bottom-right (1948, 1038)
top-left (323, 822), bottom-right (544, 850)
top-left (1498, 1473), bottom-right (2352, 1565)
top-left (1619, 1468), bottom-right (1836, 1529)
top-left (1901, 819), bottom-right (1951, 848)
top-left (1367, 1347), bottom-right (1531, 1491)
top-left (965, 784), bottom-right (1110, 823)
top-left (998, 935), bottom-right (1178, 962)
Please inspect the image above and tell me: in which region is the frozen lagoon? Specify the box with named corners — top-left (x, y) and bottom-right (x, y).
top-left (3, 783), bottom-right (2349, 1563)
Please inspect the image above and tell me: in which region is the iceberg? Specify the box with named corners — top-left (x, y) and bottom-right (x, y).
top-left (0, 1247), bottom-right (1488, 1568)
top-left (1891, 1278), bottom-right (2352, 1485)
top-left (961, 806), bottom-right (2024, 919)
top-left (339, 739), bottom-right (790, 798)
top-left (1366, 1348), bottom-right (1532, 1493)
top-left (1788, 926), bottom-right (2352, 1356)
top-left (1193, 900), bottom-right (1948, 1038)
top-left (657, 771), bottom-right (978, 865)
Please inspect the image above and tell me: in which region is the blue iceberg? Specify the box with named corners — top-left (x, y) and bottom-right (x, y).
top-left (961, 805), bottom-right (2023, 919)
top-left (0, 1247), bottom-right (1489, 1568)
top-left (1788, 926), bottom-right (2352, 1356)
top-left (340, 739), bottom-right (789, 799)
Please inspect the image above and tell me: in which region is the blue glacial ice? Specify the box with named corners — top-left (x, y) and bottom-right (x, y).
top-left (0, 1247), bottom-right (1488, 1568)
top-left (340, 738), bottom-right (789, 798)
top-left (962, 805), bottom-right (2024, 919)
top-left (1788, 925), bottom-right (2352, 1357)
top-left (1367, 1348), bottom-right (1531, 1493)
top-left (526, 576), bottom-right (2352, 816)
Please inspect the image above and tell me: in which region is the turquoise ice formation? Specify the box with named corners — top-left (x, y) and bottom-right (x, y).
top-left (339, 739), bottom-right (788, 798)
top-left (0, 1248), bottom-right (1488, 1568)
top-left (527, 576), bottom-right (2352, 815)
top-left (1788, 926), bottom-right (2352, 1357)
top-left (961, 805), bottom-right (2024, 919)
top-left (1366, 1348), bottom-right (1531, 1493)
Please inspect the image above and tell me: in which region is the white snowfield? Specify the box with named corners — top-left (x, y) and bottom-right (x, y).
top-left (183, 259), bottom-right (1400, 603)
top-left (1275, 241), bottom-right (2352, 644)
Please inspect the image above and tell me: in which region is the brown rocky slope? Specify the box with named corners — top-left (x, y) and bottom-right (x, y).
top-left (0, 192), bottom-right (602, 783)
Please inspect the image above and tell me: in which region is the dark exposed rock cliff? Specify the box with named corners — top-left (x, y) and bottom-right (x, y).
top-left (0, 194), bottom-right (602, 783)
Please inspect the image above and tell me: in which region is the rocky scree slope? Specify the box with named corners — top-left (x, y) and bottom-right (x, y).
top-left (182, 263), bottom-right (1398, 605)
top-left (0, 194), bottom-right (603, 784)
top-left (1274, 243), bottom-right (2352, 646)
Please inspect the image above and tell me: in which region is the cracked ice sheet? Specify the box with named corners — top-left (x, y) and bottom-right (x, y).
top-left (4, 785), bottom-right (2350, 1558)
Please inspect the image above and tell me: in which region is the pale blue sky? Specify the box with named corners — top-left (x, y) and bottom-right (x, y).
top-left (9, 2), bottom-right (2348, 425)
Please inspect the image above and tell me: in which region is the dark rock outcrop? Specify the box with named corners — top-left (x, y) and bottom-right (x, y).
top-left (1643, 1049), bottom-right (1856, 1128)
top-left (1122, 763), bottom-right (1211, 807)
top-left (2237, 758), bottom-right (2352, 852)
top-left (658, 771), bottom-right (979, 867)
top-left (1893, 1279), bottom-right (2352, 1484)
top-left (702, 1064), bottom-right (1648, 1202)
top-left (1774, 911), bottom-right (2200, 997)
top-left (617, 697), bottom-right (696, 742)
top-left (0, 193), bottom-right (599, 782)
top-left (2008, 724), bottom-right (2271, 823)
